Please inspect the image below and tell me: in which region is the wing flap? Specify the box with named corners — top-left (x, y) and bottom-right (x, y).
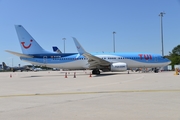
top-left (83, 53), bottom-right (110, 69)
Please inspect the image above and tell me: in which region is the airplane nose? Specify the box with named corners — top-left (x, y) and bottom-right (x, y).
top-left (167, 59), bottom-right (171, 64)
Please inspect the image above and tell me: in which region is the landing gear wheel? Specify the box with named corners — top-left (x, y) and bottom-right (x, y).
top-left (154, 68), bottom-right (158, 73)
top-left (96, 70), bottom-right (100, 75)
top-left (92, 69), bottom-right (101, 75)
top-left (92, 70), bottom-right (95, 74)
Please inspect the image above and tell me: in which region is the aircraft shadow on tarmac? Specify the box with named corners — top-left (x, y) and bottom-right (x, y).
top-left (94, 72), bottom-right (130, 77)
top-left (20, 72), bottom-right (137, 78)
top-left (22, 74), bottom-right (65, 78)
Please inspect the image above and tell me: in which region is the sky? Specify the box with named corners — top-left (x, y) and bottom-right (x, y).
top-left (0, 0), bottom-right (180, 66)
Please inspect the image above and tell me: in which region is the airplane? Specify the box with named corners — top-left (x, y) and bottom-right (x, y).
top-left (52, 46), bottom-right (63, 53)
top-left (33, 67), bottom-right (43, 72)
top-left (2, 62), bottom-right (30, 72)
top-left (6, 25), bottom-right (171, 74)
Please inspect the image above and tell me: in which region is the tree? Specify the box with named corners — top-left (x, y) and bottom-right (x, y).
top-left (168, 45), bottom-right (180, 70)
top-left (170, 45), bottom-right (180, 56)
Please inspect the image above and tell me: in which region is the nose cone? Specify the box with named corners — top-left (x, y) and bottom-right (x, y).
top-left (166, 58), bottom-right (171, 65)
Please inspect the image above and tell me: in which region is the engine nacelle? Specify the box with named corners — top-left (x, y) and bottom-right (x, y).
top-left (110, 62), bottom-right (127, 72)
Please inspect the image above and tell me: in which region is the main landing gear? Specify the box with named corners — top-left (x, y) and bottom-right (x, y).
top-left (154, 68), bottom-right (159, 73)
top-left (92, 69), bottom-right (100, 75)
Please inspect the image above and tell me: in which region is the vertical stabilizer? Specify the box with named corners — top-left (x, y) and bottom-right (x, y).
top-left (2, 62), bottom-right (8, 70)
top-left (52, 46), bottom-right (62, 53)
top-left (15, 25), bottom-right (47, 54)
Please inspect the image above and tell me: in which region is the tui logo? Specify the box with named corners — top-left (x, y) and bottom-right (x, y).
top-left (138, 54), bottom-right (152, 60)
top-left (21, 39), bottom-right (33, 49)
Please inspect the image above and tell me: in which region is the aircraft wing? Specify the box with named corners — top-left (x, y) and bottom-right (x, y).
top-left (83, 53), bottom-right (110, 69)
top-left (73, 37), bottom-right (110, 69)
top-left (5, 50), bottom-right (34, 58)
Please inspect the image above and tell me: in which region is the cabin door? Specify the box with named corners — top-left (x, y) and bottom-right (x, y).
top-left (43, 56), bottom-right (47, 64)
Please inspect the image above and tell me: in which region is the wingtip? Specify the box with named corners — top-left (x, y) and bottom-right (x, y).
top-left (14, 25), bottom-right (22, 27)
top-left (72, 37), bottom-right (77, 41)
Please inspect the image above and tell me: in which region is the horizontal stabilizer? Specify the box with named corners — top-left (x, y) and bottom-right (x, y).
top-left (5, 50), bottom-right (34, 58)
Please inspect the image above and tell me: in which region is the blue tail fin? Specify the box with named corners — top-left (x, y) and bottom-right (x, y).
top-left (52, 46), bottom-right (62, 53)
top-left (15, 25), bottom-right (48, 54)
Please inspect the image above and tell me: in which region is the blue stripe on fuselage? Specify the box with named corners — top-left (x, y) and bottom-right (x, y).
top-left (92, 52), bottom-right (169, 63)
top-left (21, 52), bottom-right (170, 64)
top-left (28, 53), bottom-right (77, 58)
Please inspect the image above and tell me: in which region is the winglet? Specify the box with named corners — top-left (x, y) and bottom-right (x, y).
top-left (72, 37), bottom-right (87, 55)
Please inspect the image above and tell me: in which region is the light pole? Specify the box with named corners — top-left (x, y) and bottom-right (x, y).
top-left (12, 58), bottom-right (13, 67)
top-left (62, 38), bottom-right (66, 53)
top-left (113, 31), bottom-right (116, 53)
top-left (159, 12), bottom-right (165, 56)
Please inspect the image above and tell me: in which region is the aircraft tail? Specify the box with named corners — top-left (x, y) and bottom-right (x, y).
top-left (15, 25), bottom-right (48, 54)
top-left (2, 62), bottom-right (8, 70)
top-left (52, 46), bottom-right (62, 53)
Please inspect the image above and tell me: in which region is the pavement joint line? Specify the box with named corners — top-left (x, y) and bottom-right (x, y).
top-left (0, 89), bottom-right (180, 98)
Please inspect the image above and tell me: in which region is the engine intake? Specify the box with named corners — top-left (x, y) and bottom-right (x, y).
top-left (111, 62), bottom-right (127, 72)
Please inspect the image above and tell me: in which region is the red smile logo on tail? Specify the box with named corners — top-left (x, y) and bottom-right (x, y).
top-left (21, 39), bottom-right (33, 49)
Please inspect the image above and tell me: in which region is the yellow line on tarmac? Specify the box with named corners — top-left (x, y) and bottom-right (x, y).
top-left (0, 89), bottom-right (180, 98)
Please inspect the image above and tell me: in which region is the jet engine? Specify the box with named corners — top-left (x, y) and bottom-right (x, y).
top-left (110, 62), bottom-right (127, 72)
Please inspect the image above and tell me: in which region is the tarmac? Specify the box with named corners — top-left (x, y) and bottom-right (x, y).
top-left (0, 70), bottom-right (180, 120)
